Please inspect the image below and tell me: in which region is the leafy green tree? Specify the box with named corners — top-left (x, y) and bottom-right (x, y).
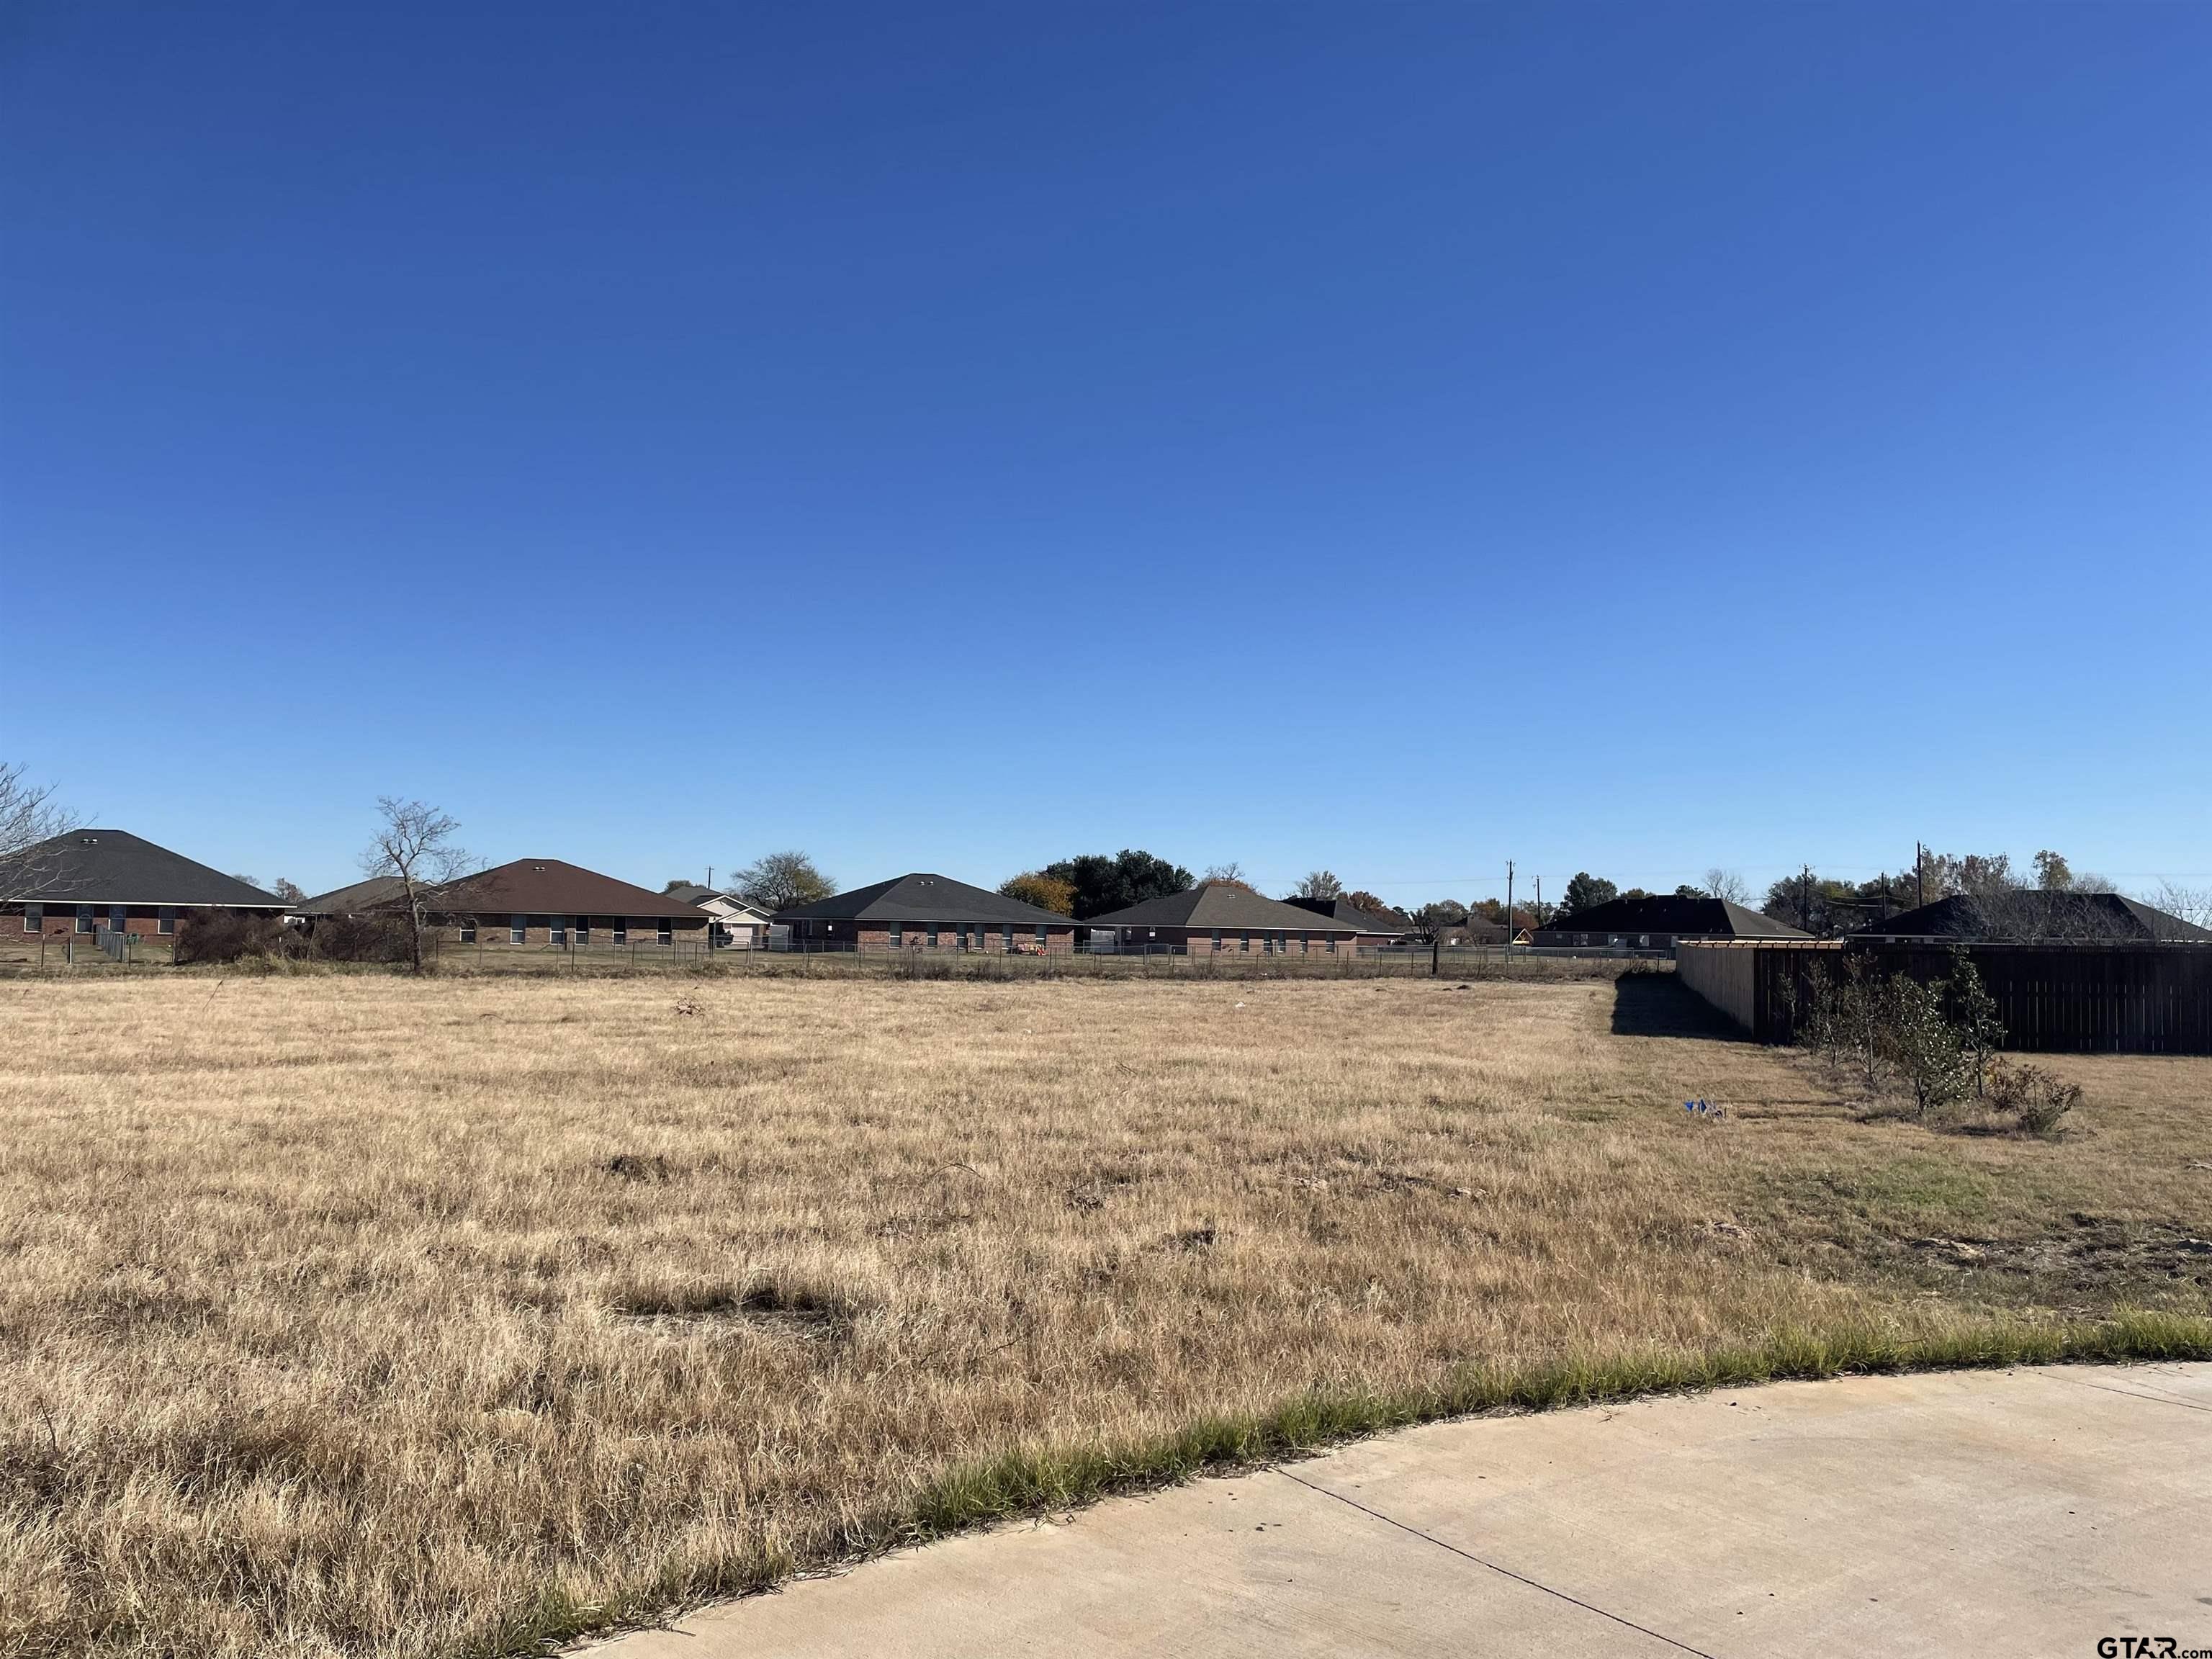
top-left (1409, 899), bottom-right (1468, 941)
top-left (732, 850), bottom-right (834, 912)
top-left (1558, 872), bottom-right (1618, 917)
top-left (1885, 974), bottom-right (1973, 1119)
top-left (2033, 850), bottom-right (2073, 891)
top-left (999, 871), bottom-right (1077, 915)
top-left (1039, 850), bottom-right (1194, 920)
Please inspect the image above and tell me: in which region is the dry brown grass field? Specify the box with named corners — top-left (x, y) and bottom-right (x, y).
top-left (2, 971), bottom-right (2208, 1658)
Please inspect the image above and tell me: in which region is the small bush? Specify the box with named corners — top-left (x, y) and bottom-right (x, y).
top-left (1986, 1058), bottom-right (2082, 1136)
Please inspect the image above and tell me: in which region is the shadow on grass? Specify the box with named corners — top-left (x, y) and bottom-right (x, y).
top-left (1609, 971), bottom-right (1750, 1041)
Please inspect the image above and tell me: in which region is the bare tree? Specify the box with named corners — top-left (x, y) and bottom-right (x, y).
top-left (1202, 861), bottom-right (1259, 891)
top-left (1292, 869), bottom-right (1345, 901)
top-left (1701, 867), bottom-right (1750, 905)
top-left (0, 763), bottom-right (78, 900)
top-left (269, 878), bottom-right (307, 906)
top-left (2152, 880), bottom-right (2212, 931)
top-left (732, 850), bottom-right (834, 912)
top-left (361, 797), bottom-right (474, 974)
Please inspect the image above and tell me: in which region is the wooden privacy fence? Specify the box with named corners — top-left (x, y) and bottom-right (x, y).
top-left (1676, 940), bottom-right (2212, 1055)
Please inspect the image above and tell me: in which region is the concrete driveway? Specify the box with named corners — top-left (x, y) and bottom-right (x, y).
top-left (590, 1363), bottom-right (2212, 1658)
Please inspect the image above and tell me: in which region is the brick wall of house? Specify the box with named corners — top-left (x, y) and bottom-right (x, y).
top-left (432, 915), bottom-right (711, 947)
top-left (840, 922), bottom-right (1079, 955)
top-left (1122, 925), bottom-right (1357, 958)
top-left (4, 903), bottom-right (258, 939)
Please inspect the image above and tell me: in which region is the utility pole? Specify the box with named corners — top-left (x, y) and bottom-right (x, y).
top-left (1798, 863), bottom-right (1813, 934)
top-left (1534, 874), bottom-right (1542, 927)
top-left (1915, 842), bottom-right (1924, 909)
top-left (1505, 859), bottom-right (1514, 969)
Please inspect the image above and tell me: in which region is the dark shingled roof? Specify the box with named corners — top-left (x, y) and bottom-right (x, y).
top-left (1282, 896), bottom-right (1413, 935)
top-left (776, 873), bottom-right (1076, 927)
top-left (1088, 883), bottom-right (1367, 934)
top-left (1, 830), bottom-right (288, 908)
top-left (1540, 895), bottom-right (1809, 939)
top-left (302, 876), bottom-right (410, 915)
top-left (1854, 891), bottom-right (2212, 943)
top-left (440, 860), bottom-right (710, 920)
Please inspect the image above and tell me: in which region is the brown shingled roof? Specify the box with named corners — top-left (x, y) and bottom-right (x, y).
top-left (439, 860), bottom-right (709, 920)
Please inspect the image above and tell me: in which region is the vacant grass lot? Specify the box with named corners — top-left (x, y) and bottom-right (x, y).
top-left (1, 973), bottom-right (2208, 1658)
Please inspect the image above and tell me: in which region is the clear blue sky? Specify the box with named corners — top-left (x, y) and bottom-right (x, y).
top-left (5, 1), bottom-right (2208, 905)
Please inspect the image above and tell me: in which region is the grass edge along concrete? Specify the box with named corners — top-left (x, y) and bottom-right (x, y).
top-left (491, 1308), bottom-right (2212, 1659)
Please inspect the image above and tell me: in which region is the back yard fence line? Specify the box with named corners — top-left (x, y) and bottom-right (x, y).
top-left (419, 937), bottom-right (1658, 979)
top-left (1677, 939), bottom-right (2212, 1056)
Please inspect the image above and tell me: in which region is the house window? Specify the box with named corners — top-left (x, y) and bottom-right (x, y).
top-left (511, 914), bottom-right (526, 944)
top-left (459, 920), bottom-right (477, 943)
top-left (1240, 932), bottom-right (1250, 953)
top-left (1326, 935), bottom-right (1336, 953)
top-left (1211, 929), bottom-right (1221, 951)
top-left (890, 922), bottom-right (903, 948)
top-left (613, 919), bottom-right (629, 945)
top-left (158, 907), bottom-right (176, 935)
top-left (657, 918), bottom-right (673, 946)
top-left (23, 904), bottom-right (41, 934)
top-left (1001, 925), bottom-right (1013, 951)
top-left (1035, 925), bottom-right (1048, 949)
top-left (549, 917), bottom-right (567, 945)
top-left (109, 904), bottom-right (127, 932)
top-left (1301, 934), bottom-right (1310, 954)
top-left (76, 905), bottom-right (94, 934)
top-left (927, 923), bottom-right (939, 948)
top-left (577, 917), bottom-right (590, 945)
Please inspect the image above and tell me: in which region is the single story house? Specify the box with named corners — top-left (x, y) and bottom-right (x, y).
top-left (1854, 891), bottom-right (2212, 944)
top-left (1534, 895), bottom-right (1809, 951)
top-left (1, 828), bottom-right (289, 940)
top-left (433, 860), bottom-right (711, 947)
top-left (776, 873), bottom-right (1083, 953)
top-left (1284, 895), bottom-right (1413, 948)
top-left (664, 884), bottom-right (774, 948)
top-left (1087, 882), bottom-right (1367, 956)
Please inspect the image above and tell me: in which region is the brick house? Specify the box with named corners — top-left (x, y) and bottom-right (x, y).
top-left (776, 873), bottom-right (1082, 953)
top-left (664, 884), bottom-right (773, 948)
top-left (1087, 882), bottom-right (1368, 956)
top-left (429, 859), bottom-right (712, 948)
top-left (1, 828), bottom-right (289, 940)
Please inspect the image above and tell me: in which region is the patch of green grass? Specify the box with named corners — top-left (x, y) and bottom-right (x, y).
top-left (888, 1310), bottom-right (2211, 1550)
top-left (1820, 1156), bottom-right (1996, 1225)
top-left (468, 1310), bottom-right (2212, 1657)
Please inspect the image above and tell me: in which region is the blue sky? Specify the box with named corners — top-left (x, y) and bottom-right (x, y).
top-left (4, 1), bottom-right (2208, 905)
